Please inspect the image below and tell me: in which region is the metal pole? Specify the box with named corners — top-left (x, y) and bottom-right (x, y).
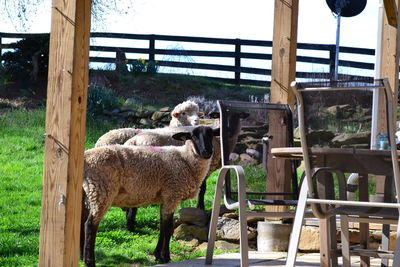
top-left (334, 13), bottom-right (341, 80)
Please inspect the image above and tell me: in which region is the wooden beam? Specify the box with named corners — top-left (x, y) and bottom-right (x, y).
top-left (270, 0), bottom-right (298, 106)
top-left (39, 0), bottom-right (91, 266)
top-left (376, 0), bottom-right (400, 195)
top-left (266, 0), bottom-right (298, 215)
top-left (384, 0), bottom-right (398, 27)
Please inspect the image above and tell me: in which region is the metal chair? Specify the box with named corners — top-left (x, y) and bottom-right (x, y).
top-left (205, 100), bottom-right (303, 267)
top-left (286, 78), bottom-right (400, 267)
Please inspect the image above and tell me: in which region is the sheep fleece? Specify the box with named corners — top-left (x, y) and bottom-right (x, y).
top-left (83, 143), bottom-right (211, 223)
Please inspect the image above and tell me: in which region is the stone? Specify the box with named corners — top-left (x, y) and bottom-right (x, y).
top-left (195, 241), bottom-right (240, 252)
top-left (298, 226), bottom-right (320, 252)
top-left (331, 132), bottom-right (370, 148)
top-left (229, 152), bottom-right (240, 162)
top-left (239, 153), bottom-right (258, 166)
top-left (151, 111), bottom-right (169, 121)
top-left (159, 106), bottom-right (170, 112)
top-left (216, 217), bottom-right (257, 241)
top-left (179, 207), bottom-right (208, 227)
top-left (139, 118), bottom-right (153, 127)
top-left (222, 212), bottom-right (238, 220)
top-left (173, 223), bottom-right (209, 242)
top-left (177, 238), bottom-right (199, 248)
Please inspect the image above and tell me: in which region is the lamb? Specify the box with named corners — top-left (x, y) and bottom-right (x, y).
top-left (81, 126), bottom-right (219, 266)
top-left (94, 100), bottom-right (203, 147)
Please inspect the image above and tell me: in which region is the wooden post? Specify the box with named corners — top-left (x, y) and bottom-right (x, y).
top-left (270, 0), bottom-right (298, 107)
top-left (149, 34), bottom-right (155, 62)
top-left (234, 38), bottom-right (241, 85)
top-left (376, 0), bottom-right (400, 194)
top-left (39, 0), bottom-right (91, 266)
top-left (266, 0), bottom-right (298, 214)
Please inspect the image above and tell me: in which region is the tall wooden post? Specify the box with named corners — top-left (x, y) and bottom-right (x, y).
top-left (267, 0), bottom-right (298, 214)
top-left (376, 0), bottom-right (399, 194)
top-left (39, 0), bottom-right (91, 266)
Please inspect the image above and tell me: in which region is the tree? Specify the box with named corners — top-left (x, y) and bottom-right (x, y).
top-left (0, 0), bottom-right (134, 31)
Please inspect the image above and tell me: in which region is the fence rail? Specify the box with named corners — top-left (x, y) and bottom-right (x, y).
top-left (0, 32), bottom-right (376, 87)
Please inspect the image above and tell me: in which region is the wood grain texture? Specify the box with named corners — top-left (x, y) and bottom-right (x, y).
top-left (39, 0), bottom-right (91, 266)
top-left (270, 0), bottom-right (299, 107)
top-left (384, 0), bottom-right (398, 27)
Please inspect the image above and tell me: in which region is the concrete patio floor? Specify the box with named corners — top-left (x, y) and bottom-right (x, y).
top-left (150, 251), bottom-right (386, 267)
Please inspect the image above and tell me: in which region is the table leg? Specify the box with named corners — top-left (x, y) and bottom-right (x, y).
top-left (317, 171), bottom-right (338, 267)
top-left (358, 173), bottom-right (370, 267)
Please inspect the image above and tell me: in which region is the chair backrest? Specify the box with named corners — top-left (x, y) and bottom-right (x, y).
top-left (217, 100), bottom-right (298, 204)
top-left (291, 79), bottom-right (400, 201)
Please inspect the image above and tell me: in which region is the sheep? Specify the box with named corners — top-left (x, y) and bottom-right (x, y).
top-left (80, 126), bottom-right (219, 266)
top-left (94, 100), bottom-right (203, 148)
top-left (124, 109), bottom-right (248, 210)
top-left (169, 100), bottom-right (204, 127)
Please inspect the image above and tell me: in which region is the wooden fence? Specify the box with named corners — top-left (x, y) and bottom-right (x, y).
top-left (0, 32), bottom-right (376, 87)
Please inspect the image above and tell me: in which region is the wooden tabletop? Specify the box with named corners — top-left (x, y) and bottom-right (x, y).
top-left (271, 147), bottom-right (396, 176)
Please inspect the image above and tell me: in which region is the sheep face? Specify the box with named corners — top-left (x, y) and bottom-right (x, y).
top-left (171, 110), bottom-right (203, 126)
top-left (172, 126), bottom-right (219, 159)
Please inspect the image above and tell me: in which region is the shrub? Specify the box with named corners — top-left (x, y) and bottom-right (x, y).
top-left (127, 59), bottom-right (159, 75)
top-left (86, 86), bottom-right (122, 118)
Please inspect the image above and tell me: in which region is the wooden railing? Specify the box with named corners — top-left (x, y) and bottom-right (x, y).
top-left (0, 32), bottom-right (376, 87)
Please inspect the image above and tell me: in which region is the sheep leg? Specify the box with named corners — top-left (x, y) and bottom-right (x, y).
top-left (84, 214), bottom-right (99, 267)
top-left (80, 200), bottom-right (89, 260)
top-left (125, 207), bottom-right (138, 232)
top-left (196, 179), bottom-right (206, 210)
top-left (154, 207), bottom-right (173, 263)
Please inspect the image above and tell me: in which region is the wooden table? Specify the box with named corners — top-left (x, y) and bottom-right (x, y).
top-left (271, 147), bottom-right (397, 267)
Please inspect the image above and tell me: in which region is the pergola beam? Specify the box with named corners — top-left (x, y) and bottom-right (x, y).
top-left (39, 0), bottom-right (91, 266)
top-left (384, 0), bottom-right (398, 27)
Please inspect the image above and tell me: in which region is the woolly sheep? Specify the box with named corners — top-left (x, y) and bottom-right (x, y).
top-left (94, 100), bottom-right (203, 148)
top-left (81, 126), bottom-right (219, 266)
top-left (169, 100), bottom-right (204, 127)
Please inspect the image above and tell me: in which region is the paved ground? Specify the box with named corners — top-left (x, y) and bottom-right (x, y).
top-left (150, 251), bottom-right (387, 267)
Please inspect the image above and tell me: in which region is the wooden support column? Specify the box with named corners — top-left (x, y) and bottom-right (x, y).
top-left (376, 0), bottom-right (399, 194)
top-left (270, 0), bottom-right (298, 107)
top-left (266, 0), bottom-right (298, 214)
top-left (39, 0), bottom-right (91, 266)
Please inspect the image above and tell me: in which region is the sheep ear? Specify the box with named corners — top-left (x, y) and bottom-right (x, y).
top-left (172, 132), bottom-right (191, 141)
top-left (172, 112), bottom-right (180, 118)
top-left (213, 128), bottom-right (220, 136)
top-left (209, 112), bottom-right (220, 119)
top-left (197, 112), bottom-right (205, 117)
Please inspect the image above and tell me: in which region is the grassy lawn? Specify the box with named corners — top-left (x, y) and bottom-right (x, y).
top-left (0, 108), bottom-right (223, 267)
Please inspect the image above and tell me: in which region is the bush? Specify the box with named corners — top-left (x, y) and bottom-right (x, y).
top-left (87, 86), bottom-right (122, 118)
top-left (127, 59), bottom-right (159, 75)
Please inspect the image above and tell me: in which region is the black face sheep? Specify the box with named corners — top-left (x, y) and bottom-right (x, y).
top-left (80, 126), bottom-right (219, 266)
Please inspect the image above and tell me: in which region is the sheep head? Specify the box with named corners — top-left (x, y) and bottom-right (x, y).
top-left (172, 126), bottom-right (219, 159)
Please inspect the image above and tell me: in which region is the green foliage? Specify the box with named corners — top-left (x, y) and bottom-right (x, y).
top-left (2, 35), bottom-right (49, 84)
top-left (127, 59), bottom-right (159, 75)
top-left (86, 86), bottom-right (122, 118)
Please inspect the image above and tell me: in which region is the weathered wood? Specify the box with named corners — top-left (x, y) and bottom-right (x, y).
top-left (376, 0), bottom-right (400, 194)
top-left (270, 0), bottom-right (298, 106)
top-left (384, 0), bottom-right (398, 27)
top-left (38, 0), bottom-right (91, 266)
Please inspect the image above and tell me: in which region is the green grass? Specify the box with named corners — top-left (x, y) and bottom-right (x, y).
top-left (0, 108), bottom-right (225, 267)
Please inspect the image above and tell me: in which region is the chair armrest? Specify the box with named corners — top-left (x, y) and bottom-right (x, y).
top-left (218, 165), bottom-right (245, 210)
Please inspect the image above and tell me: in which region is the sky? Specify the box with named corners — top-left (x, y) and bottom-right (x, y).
top-left (0, 0), bottom-right (383, 79)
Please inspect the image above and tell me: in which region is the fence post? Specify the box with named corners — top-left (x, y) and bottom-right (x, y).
top-left (115, 49), bottom-right (127, 72)
top-left (235, 38), bottom-right (241, 85)
top-left (149, 34), bottom-right (155, 62)
top-left (329, 45), bottom-right (336, 81)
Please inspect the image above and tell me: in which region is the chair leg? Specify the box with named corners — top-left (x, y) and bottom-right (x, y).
top-left (340, 214), bottom-right (351, 267)
top-left (205, 169), bottom-right (225, 265)
top-left (236, 167), bottom-right (249, 267)
top-left (285, 179), bottom-right (309, 267)
top-left (392, 218), bottom-right (400, 267)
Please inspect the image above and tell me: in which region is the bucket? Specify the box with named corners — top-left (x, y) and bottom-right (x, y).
top-left (257, 221), bottom-right (292, 252)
